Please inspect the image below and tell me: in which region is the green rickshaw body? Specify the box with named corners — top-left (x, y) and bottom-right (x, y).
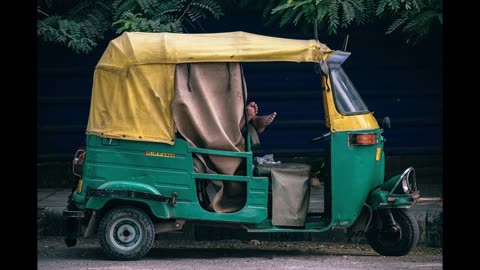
top-left (329, 129), bottom-right (385, 227)
top-left (77, 135), bottom-right (269, 224)
top-left (63, 31), bottom-right (420, 259)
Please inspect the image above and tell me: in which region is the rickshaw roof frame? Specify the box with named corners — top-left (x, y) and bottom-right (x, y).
top-left (96, 31), bottom-right (332, 76)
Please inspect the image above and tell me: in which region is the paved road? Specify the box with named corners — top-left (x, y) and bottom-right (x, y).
top-left (37, 236), bottom-right (442, 270)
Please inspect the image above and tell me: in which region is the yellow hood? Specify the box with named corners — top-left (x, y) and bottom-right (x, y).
top-left (87, 31), bottom-right (330, 144)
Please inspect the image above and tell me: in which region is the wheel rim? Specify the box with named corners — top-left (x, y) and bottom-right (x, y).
top-left (377, 225), bottom-right (403, 247)
top-left (109, 217), bottom-right (143, 251)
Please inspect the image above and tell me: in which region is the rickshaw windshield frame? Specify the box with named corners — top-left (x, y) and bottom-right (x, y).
top-left (329, 67), bottom-right (370, 115)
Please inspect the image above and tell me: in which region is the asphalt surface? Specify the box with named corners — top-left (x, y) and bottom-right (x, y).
top-left (37, 236), bottom-right (442, 270)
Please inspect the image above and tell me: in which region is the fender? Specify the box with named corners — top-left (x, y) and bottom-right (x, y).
top-left (367, 168), bottom-right (420, 211)
top-left (84, 181), bottom-right (173, 219)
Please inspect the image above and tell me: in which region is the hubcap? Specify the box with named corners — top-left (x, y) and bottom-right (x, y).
top-left (109, 218), bottom-right (143, 251)
top-left (117, 223), bottom-right (136, 243)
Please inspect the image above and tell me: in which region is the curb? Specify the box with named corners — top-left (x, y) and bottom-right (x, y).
top-left (410, 199), bottom-right (443, 247)
top-left (37, 206), bottom-right (442, 248)
top-left (38, 207), bottom-right (67, 238)
top-left (37, 191), bottom-right (442, 247)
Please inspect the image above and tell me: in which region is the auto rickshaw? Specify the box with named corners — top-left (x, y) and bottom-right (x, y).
top-left (64, 31), bottom-right (420, 260)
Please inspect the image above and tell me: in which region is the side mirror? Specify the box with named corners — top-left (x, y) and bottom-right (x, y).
top-left (382, 117), bottom-right (391, 130)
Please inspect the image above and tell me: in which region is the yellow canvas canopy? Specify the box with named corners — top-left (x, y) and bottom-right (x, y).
top-left (86, 31), bottom-right (331, 144)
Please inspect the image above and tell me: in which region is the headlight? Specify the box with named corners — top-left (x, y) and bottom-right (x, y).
top-left (399, 167), bottom-right (417, 194)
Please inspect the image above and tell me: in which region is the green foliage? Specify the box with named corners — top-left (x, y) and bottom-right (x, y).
top-left (37, 0), bottom-right (224, 54)
top-left (37, 0), bottom-right (442, 54)
top-left (37, 0), bottom-right (111, 54)
top-left (237, 0), bottom-right (441, 42)
top-left (383, 0), bottom-right (442, 43)
top-left (270, 0), bottom-right (376, 35)
top-left (111, 0), bottom-right (223, 33)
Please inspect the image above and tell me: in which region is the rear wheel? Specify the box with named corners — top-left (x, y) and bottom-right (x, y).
top-left (366, 208), bottom-right (419, 256)
top-left (98, 206), bottom-right (155, 260)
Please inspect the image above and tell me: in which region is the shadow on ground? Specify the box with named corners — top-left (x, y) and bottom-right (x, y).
top-left (40, 237), bottom-right (425, 261)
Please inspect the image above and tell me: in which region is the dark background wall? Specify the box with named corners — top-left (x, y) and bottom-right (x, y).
top-left (37, 9), bottom-right (442, 187)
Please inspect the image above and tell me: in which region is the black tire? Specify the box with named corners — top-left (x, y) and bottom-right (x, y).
top-left (98, 206), bottom-right (155, 260)
top-left (366, 209), bottom-right (419, 256)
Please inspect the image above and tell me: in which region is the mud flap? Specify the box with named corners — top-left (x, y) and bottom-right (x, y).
top-left (63, 208), bottom-right (84, 247)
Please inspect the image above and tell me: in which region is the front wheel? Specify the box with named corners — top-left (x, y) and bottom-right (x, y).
top-left (98, 206), bottom-right (155, 260)
top-left (366, 209), bottom-right (419, 256)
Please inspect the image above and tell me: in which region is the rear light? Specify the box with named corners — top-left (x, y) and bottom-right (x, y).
top-left (349, 133), bottom-right (377, 145)
top-left (73, 148), bottom-right (86, 177)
